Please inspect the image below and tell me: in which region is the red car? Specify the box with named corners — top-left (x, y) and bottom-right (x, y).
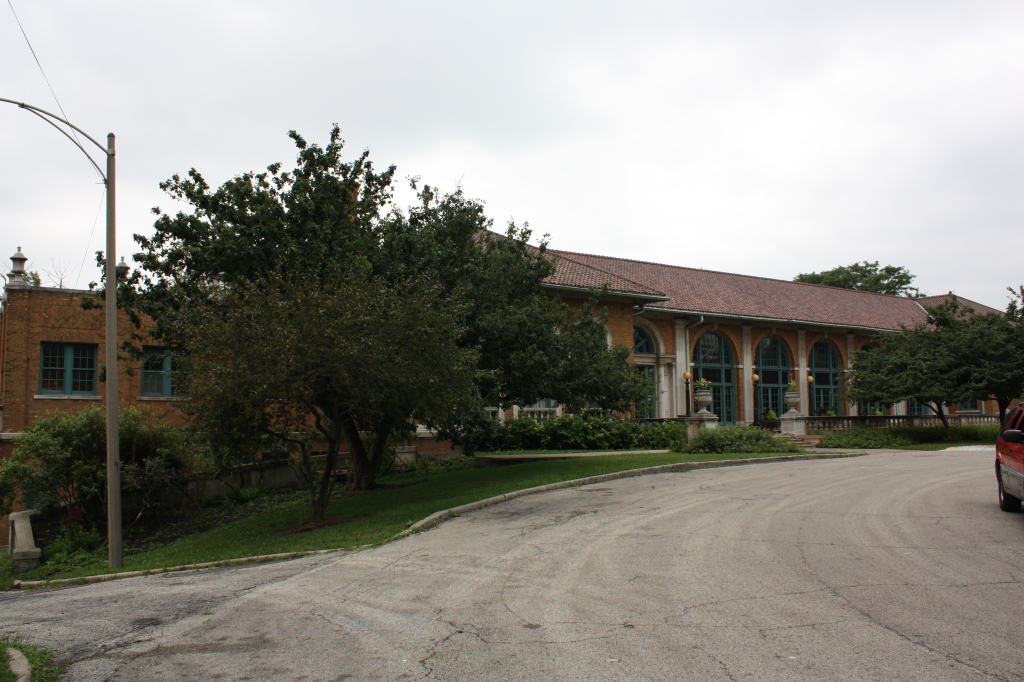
top-left (997, 406), bottom-right (1024, 512)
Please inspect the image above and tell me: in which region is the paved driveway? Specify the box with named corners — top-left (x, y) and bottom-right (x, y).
top-left (3, 450), bottom-right (1022, 681)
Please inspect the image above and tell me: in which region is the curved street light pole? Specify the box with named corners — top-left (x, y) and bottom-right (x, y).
top-left (0, 98), bottom-right (122, 568)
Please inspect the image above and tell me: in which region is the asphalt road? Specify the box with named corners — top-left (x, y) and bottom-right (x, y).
top-left (3, 449), bottom-right (1022, 681)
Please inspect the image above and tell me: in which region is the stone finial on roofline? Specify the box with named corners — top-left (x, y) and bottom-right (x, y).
top-left (6, 247), bottom-right (28, 289)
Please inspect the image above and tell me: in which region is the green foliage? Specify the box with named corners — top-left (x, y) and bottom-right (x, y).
top-left (794, 261), bottom-right (921, 297)
top-left (817, 424), bottom-right (999, 448)
top-left (850, 294), bottom-right (1024, 436)
top-left (469, 414), bottom-right (686, 453)
top-left (763, 410), bottom-right (778, 420)
top-left (674, 425), bottom-right (802, 454)
top-left (0, 406), bottom-right (208, 530)
top-left (23, 270), bottom-right (42, 287)
top-left (118, 127), bottom-right (646, 510)
top-left (0, 554), bottom-right (13, 589)
top-left (696, 377), bottom-right (711, 389)
top-left (41, 527), bottom-right (105, 573)
top-left (817, 428), bottom-right (914, 449)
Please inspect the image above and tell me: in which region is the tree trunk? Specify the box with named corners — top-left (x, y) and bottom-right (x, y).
top-left (340, 417), bottom-right (373, 489)
top-left (311, 438), bottom-right (338, 522)
top-left (930, 402), bottom-right (954, 440)
top-left (997, 397), bottom-right (1012, 434)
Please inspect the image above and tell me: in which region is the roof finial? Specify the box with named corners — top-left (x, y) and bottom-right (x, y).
top-left (6, 247), bottom-right (28, 289)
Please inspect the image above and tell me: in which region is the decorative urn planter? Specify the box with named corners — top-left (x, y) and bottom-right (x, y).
top-left (783, 391), bottom-right (801, 415)
top-left (693, 388), bottom-right (713, 413)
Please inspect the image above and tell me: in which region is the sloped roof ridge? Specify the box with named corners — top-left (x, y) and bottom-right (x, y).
top-left (551, 250), bottom-right (667, 297)
top-left (551, 248), bottom-right (917, 303)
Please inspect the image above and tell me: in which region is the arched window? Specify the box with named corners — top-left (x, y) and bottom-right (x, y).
top-left (633, 326), bottom-right (655, 354)
top-left (694, 332), bottom-right (736, 424)
top-left (755, 336), bottom-right (791, 419)
top-left (856, 343), bottom-right (886, 416)
top-left (633, 326), bottom-right (657, 417)
top-left (810, 340), bottom-right (843, 415)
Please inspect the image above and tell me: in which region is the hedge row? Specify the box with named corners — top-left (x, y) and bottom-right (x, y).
top-left (470, 414), bottom-right (687, 452)
top-left (673, 425), bottom-right (802, 454)
top-left (817, 424), bottom-right (1000, 449)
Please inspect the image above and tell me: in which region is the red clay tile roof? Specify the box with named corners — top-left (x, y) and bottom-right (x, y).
top-left (915, 292), bottom-right (1003, 316)
top-left (545, 253), bottom-right (667, 298)
top-left (545, 250), bottom-right (965, 331)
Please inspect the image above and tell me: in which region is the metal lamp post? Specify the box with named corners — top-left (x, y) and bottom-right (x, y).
top-left (0, 98), bottom-right (122, 568)
top-left (751, 372), bottom-right (760, 422)
top-left (682, 371), bottom-right (692, 417)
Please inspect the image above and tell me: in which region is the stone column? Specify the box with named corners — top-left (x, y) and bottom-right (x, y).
top-left (846, 332), bottom-right (857, 416)
top-left (742, 325), bottom-right (754, 423)
top-left (797, 330), bottom-right (808, 414)
top-left (674, 319), bottom-right (688, 416)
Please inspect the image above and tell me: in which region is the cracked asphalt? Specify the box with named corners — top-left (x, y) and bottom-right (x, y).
top-left (2, 449), bottom-right (1023, 681)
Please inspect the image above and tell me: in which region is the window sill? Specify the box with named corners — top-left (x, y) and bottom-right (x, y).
top-left (34, 394), bottom-right (101, 400)
top-left (137, 396), bottom-right (186, 402)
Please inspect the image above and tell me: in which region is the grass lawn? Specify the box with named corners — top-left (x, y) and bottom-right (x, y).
top-left (4, 450), bottom-right (799, 587)
top-left (892, 441), bottom-right (996, 451)
top-left (476, 448), bottom-right (667, 456)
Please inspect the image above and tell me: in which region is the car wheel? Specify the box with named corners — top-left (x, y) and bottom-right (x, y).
top-left (998, 467), bottom-right (1022, 512)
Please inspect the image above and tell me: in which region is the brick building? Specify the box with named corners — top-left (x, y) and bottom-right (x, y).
top-left (0, 245), bottom-right (1009, 543)
top-left (536, 248), bottom-right (1005, 424)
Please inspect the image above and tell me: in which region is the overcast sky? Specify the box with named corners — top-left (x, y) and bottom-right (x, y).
top-left (1, 1), bottom-right (1021, 307)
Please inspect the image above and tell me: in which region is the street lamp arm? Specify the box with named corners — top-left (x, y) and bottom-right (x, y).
top-left (0, 97), bottom-right (109, 154)
top-left (16, 104), bottom-right (106, 181)
top-left (1, 95), bottom-right (123, 570)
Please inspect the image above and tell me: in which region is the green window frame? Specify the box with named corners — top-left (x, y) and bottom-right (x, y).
top-left (755, 336), bottom-right (792, 419)
top-left (39, 343), bottom-right (97, 395)
top-left (694, 332), bottom-right (736, 424)
top-left (633, 326), bottom-right (655, 354)
top-left (809, 341), bottom-right (843, 416)
top-left (141, 347), bottom-right (184, 397)
top-left (907, 400), bottom-right (930, 416)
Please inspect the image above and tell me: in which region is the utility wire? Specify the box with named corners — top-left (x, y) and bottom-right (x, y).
top-left (6, 0), bottom-right (104, 181)
top-left (75, 187), bottom-right (106, 290)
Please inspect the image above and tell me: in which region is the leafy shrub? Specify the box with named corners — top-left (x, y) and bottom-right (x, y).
top-left (674, 425), bottom-right (802, 454)
top-left (817, 428), bottom-right (914, 449)
top-left (41, 526), bottom-right (105, 573)
top-left (0, 406), bottom-right (210, 530)
top-left (817, 423), bottom-right (1000, 448)
top-left (470, 414), bottom-right (686, 453)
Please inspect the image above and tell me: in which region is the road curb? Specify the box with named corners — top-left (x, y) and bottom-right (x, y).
top-left (11, 548), bottom-right (349, 590)
top-left (12, 451), bottom-right (866, 590)
top-left (5, 646), bottom-right (31, 682)
top-left (391, 451), bottom-right (868, 540)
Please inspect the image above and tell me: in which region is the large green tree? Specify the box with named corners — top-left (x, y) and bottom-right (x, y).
top-left (849, 298), bottom-right (974, 438)
top-left (795, 261), bottom-right (922, 297)
top-left (117, 127), bottom-right (645, 513)
top-left (180, 270), bottom-right (477, 518)
top-left (850, 294), bottom-right (1024, 437)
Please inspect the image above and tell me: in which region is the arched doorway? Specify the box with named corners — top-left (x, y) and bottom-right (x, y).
top-left (810, 340), bottom-right (843, 415)
top-left (755, 336), bottom-right (791, 419)
top-left (693, 332), bottom-right (735, 424)
top-left (633, 326), bottom-right (658, 418)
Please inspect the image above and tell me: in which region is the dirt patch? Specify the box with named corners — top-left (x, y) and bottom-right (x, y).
top-left (269, 517), bottom-right (357, 537)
